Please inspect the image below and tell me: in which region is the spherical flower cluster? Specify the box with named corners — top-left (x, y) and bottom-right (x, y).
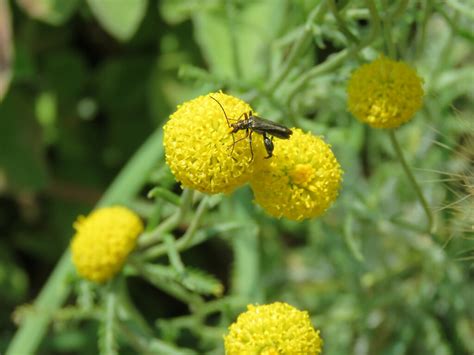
top-left (224, 302), bottom-right (323, 354)
top-left (71, 206), bottom-right (143, 283)
top-left (163, 92), bottom-right (265, 194)
top-left (347, 56), bottom-right (424, 129)
top-left (250, 128), bottom-right (342, 220)
top-left (164, 92), bottom-right (342, 219)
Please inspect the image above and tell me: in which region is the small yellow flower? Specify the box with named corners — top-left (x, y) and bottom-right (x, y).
top-left (224, 302), bottom-right (323, 354)
top-left (71, 206), bottom-right (143, 283)
top-left (250, 128), bottom-right (342, 220)
top-left (163, 92), bottom-right (265, 194)
top-left (347, 56), bottom-right (424, 129)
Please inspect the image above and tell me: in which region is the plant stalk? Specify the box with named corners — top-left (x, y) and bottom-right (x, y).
top-left (7, 129), bottom-right (165, 355)
top-left (389, 130), bottom-right (434, 234)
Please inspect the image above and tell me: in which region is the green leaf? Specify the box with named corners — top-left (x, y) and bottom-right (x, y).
top-left (192, 0), bottom-right (286, 80)
top-left (159, 0), bottom-right (201, 24)
top-left (137, 263), bottom-right (203, 306)
top-left (86, 0), bottom-right (148, 41)
top-left (99, 284), bottom-right (119, 355)
top-left (16, 0), bottom-right (80, 25)
top-left (343, 213), bottom-right (365, 262)
top-left (181, 267), bottom-right (224, 297)
top-left (147, 187), bottom-right (181, 205)
top-left (148, 339), bottom-right (197, 355)
top-left (192, 10), bottom-right (234, 79)
top-left (0, 0), bottom-right (13, 102)
top-left (139, 263), bottom-right (223, 297)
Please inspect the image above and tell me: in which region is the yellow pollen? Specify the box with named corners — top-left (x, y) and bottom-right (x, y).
top-left (290, 163), bottom-right (315, 185)
top-left (70, 206), bottom-right (143, 283)
top-left (347, 55), bottom-right (424, 129)
top-left (261, 347), bottom-right (280, 355)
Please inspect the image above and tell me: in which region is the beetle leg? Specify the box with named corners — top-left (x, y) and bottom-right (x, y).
top-left (263, 133), bottom-right (274, 159)
top-left (229, 111), bottom-right (248, 123)
top-left (230, 128), bottom-right (250, 156)
top-left (232, 129), bottom-right (250, 145)
top-left (248, 130), bottom-right (254, 162)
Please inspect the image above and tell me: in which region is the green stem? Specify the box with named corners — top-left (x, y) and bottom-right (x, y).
top-left (137, 189), bottom-right (194, 249)
top-left (140, 221), bottom-right (240, 261)
top-left (145, 198), bottom-right (164, 232)
top-left (147, 187), bottom-right (181, 205)
top-left (286, 48), bottom-right (350, 104)
top-left (285, 0), bottom-right (381, 104)
top-left (381, 0), bottom-right (397, 58)
top-left (135, 261), bottom-right (204, 309)
top-left (415, 0), bottom-right (431, 59)
top-left (327, 0), bottom-right (359, 44)
top-left (388, 130), bottom-right (434, 234)
top-left (6, 129), bottom-right (165, 355)
top-left (266, 1), bottom-right (328, 94)
top-left (139, 196), bottom-right (210, 260)
top-left (164, 234), bottom-right (186, 274)
top-left (178, 196), bottom-right (209, 249)
top-left (116, 323), bottom-right (149, 353)
top-left (445, 0), bottom-right (474, 19)
top-left (435, 3), bottom-right (474, 40)
top-left (366, 0), bottom-right (382, 38)
top-left (391, 0), bottom-right (410, 19)
top-left (102, 281), bottom-right (119, 355)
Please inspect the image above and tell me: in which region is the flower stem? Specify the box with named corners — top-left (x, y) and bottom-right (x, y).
top-left (137, 188), bottom-right (194, 249)
top-left (389, 130), bottom-right (434, 234)
top-left (140, 195), bottom-right (210, 260)
top-left (101, 281), bottom-right (119, 355)
top-left (381, 0), bottom-right (397, 58)
top-left (6, 129), bottom-right (165, 355)
top-left (327, 0), bottom-right (359, 45)
top-left (266, 1), bottom-right (327, 94)
top-left (285, 0), bottom-right (381, 104)
top-left (179, 196), bottom-right (209, 249)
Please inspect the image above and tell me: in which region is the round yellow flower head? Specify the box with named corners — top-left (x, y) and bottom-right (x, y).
top-left (250, 128), bottom-right (342, 220)
top-left (347, 56), bottom-right (424, 129)
top-left (224, 302), bottom-right (323, 354)
top-left (71, 206), bottom-right (143, 283)
top-left (163, 92), bottom-right (264, 194)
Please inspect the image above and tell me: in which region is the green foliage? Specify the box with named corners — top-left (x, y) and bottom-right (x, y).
top-left (2, 0), bottom-right (473, 354)
top-left (16, 0), bottom-right (80, 25)
top-left (86, 0), bottom-right (148, 41)
top-left (0, 92), bottom-right (48, 191)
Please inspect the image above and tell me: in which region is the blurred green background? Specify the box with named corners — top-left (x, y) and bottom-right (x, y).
top-left (1, 0), bottom-right (473, 354)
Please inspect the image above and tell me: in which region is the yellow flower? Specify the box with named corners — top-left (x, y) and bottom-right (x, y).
top-left (71, 206), bottom-right (143, 283)
top-left (347, 56), bottom-right (424, 129)
top-left (224, 302), bottom-right (323, 354)
top-left (250, 128), bottom-right (342, 220)
top-left (163, 92), bottom-right (265, 194)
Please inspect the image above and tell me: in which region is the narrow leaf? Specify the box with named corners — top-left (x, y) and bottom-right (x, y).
top-left (182, 267), bottom-right (224, 297)
top-left (343, 213), bottom-right (365, 262)
top-left (87, 0), bottom-right (148, 41)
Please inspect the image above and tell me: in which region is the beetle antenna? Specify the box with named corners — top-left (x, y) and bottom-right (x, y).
top-left (210, 96), bottom-right (231, 127)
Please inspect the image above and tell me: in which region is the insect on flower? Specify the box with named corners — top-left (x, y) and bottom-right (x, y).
top-left (210, 96), bottom-right (292, 162)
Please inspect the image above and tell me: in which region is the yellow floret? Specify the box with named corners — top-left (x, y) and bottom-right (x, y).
top-left (224, 302), bottom-right (323, 354)
top-left (70, 206), bottom-right (143, 283)
top-left (163, 92), bottom-right (265, 194)
top-left (347, 55), bottom-right (424, 129)
top-left (250, 128), bottom-right (342, 220)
